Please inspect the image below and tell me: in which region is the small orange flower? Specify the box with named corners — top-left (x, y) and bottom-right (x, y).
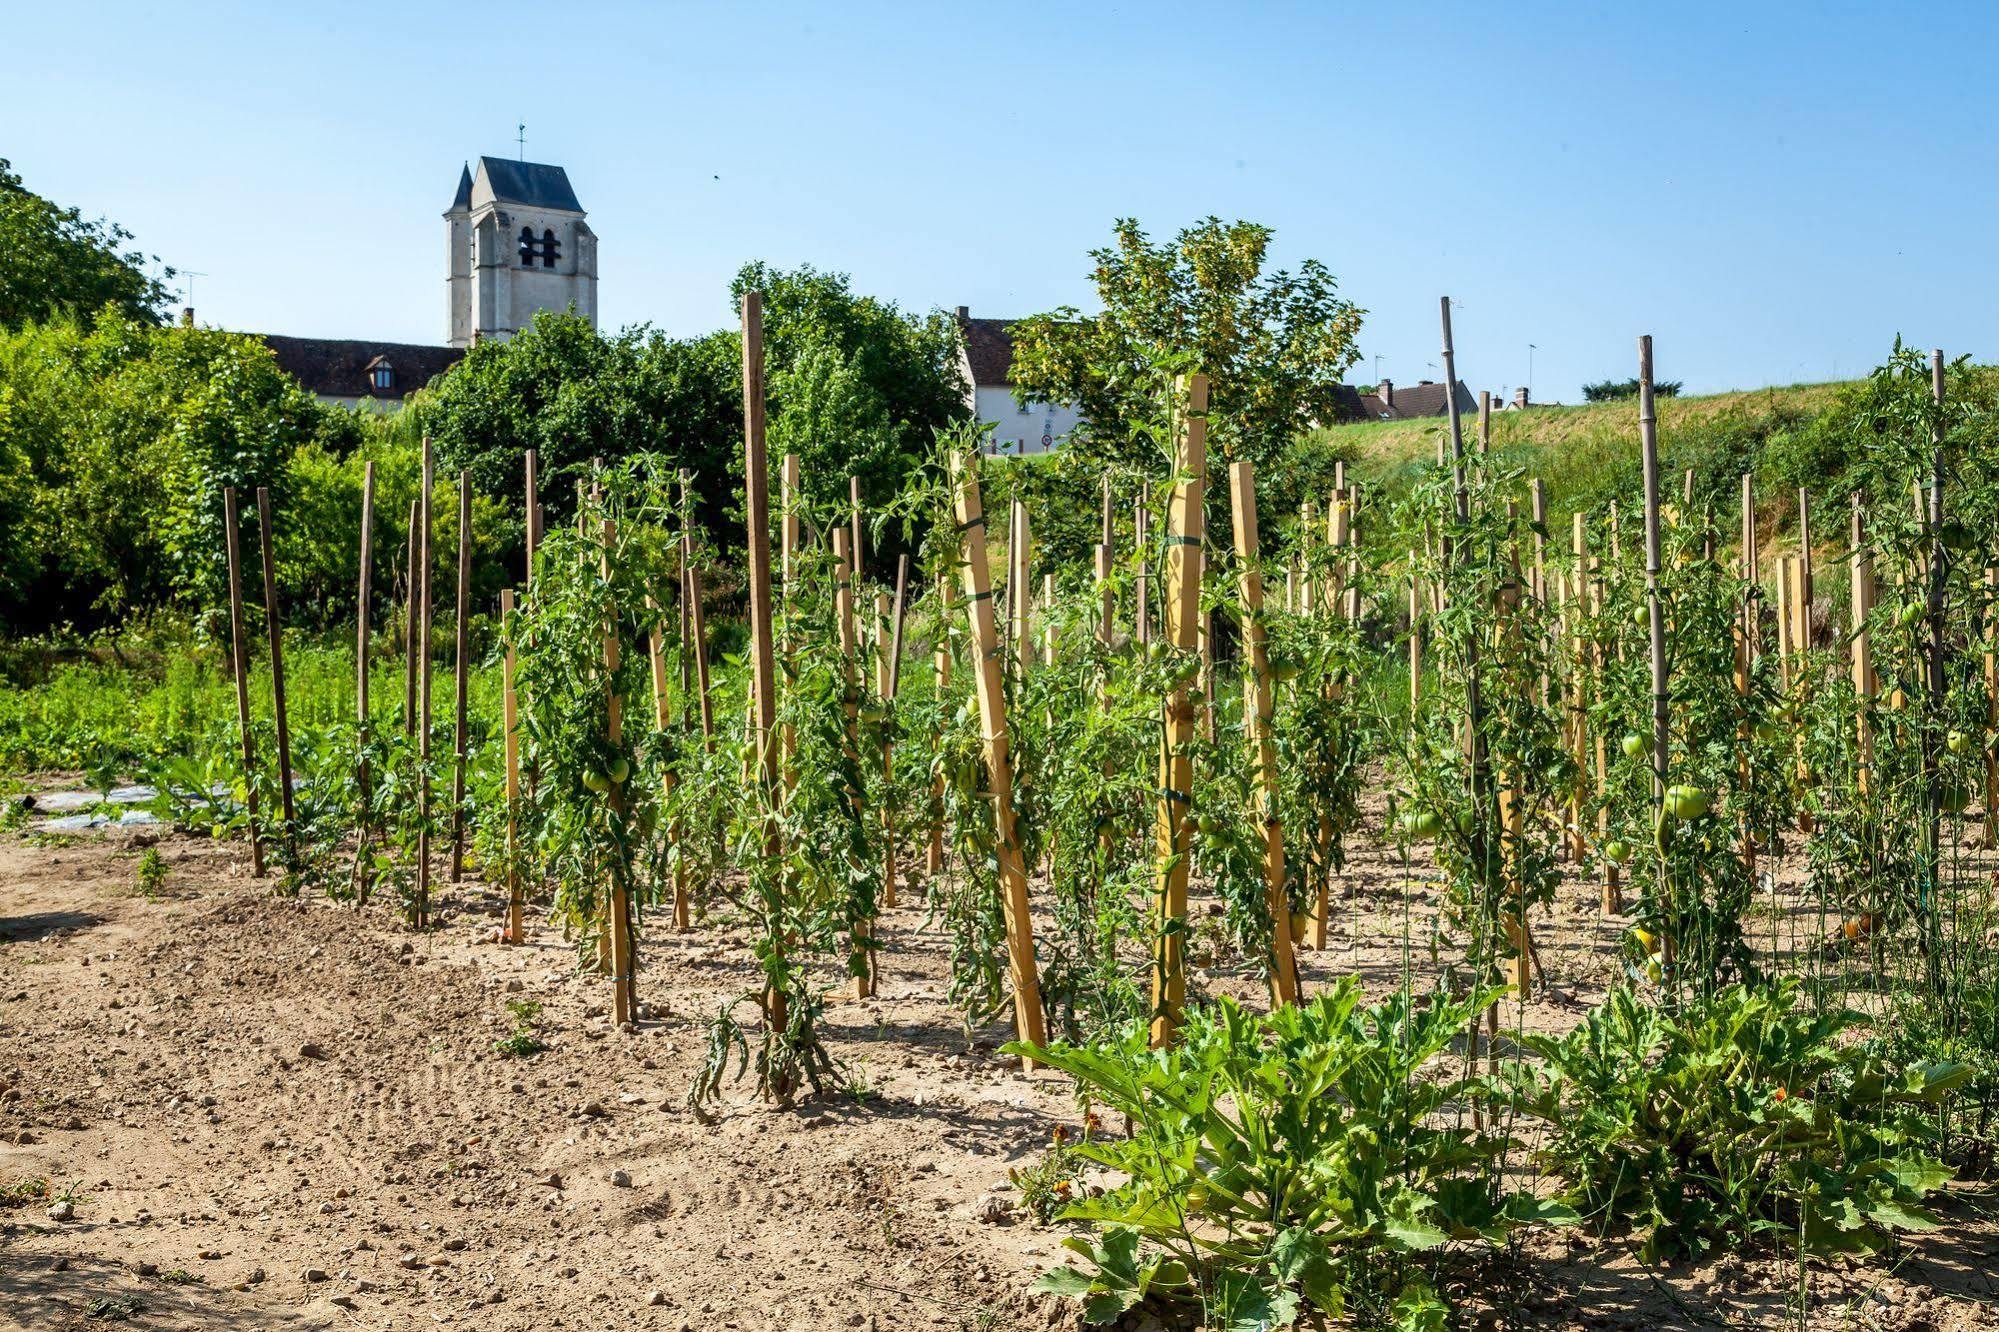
top-left (1772, 1086), bottom-right (1788, 1103)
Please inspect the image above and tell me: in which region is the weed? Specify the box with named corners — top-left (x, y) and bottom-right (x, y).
top-left (492, 998), bottom-right (545, 1058)
top-left (0, 1177), bottom-right (49, 1208)
top-left (134, 846), bottom-right (167, 900)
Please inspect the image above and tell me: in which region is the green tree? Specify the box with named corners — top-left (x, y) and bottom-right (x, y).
top-left (419, 311), bottom-right (740, 543)
top-left (0, 159), bottom-right (175, 329)
top-left (0, 310), bottom-right (329, 626)
top-left (1008, 218), bottom-right (1364, 471)
top-left (729, 261), bottom-right (967, 538)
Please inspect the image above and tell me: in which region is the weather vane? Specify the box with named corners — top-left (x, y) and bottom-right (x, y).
top-left (517, 123), bottom-right (527, 160)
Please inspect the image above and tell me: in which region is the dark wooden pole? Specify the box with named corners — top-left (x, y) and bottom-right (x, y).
top-left (353, 462), bottom-right (375, 902)
top-left (449, 471), bottom-right (472, 882)
top-left (223, 486), bottom-right (265, 878)
top-left (254, 487), bottom-right (296, 859)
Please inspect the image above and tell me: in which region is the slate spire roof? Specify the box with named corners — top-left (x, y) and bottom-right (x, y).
top-left (447, 162), bottom-right (473, 214)
top-left (474, 157), bottom-right (584, 213)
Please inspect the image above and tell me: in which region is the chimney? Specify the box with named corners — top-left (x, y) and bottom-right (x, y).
top-left (1378, 378), bottom-right (1394, 408)
top-left (955, 305), bottom-right (969, 321)
top-left (181, 307), bottom-right (194, 327)
top-left (1513, 386), bottom-right (1530, 409)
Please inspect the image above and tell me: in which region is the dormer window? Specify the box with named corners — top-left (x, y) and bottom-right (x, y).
top-left (366, 357), bottom-right (395, 393)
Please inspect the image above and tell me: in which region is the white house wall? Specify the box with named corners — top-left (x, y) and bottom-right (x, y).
top-left (977, 386), bottom-right (1079, 456)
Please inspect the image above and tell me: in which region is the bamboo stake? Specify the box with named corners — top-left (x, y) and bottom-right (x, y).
top-left (253, 487), bottom-right (296, 869)
top-left (525, 449), bottom-right (539, 582)
top-left (403, 501), bottom-right (418, 737)
top-left (949, 449), bottom-right (1047, 1062)
top-left (882, 556), bottom-right (910, 908)
top-left (502, 589), bottom-right (523, 941)
top-left (1921, 350), bottom-right (1947, 951)
top-left (449, 472), bottom-right (472, 882)
top-left (1228, 460), bottom-right (1301, 1005)
top-left (645, 593), bottom-right (686, 931)
top-left (1011, 500), bottom-right (1032, 678)
top-left (416, 439), bottom-right (433, 929)
top-left (223, 486), bottom-right (265, 878)
top-left (352, 463), bottom-right (376, 903)
top-left (681, 471), bottom-right (716, 748)
top-left (1569, 513), bottom-right (1589, 862)
top-left (1637, 338), bottom-right (1671, 967)
top-left (782, 456), bottom-right (801, 780)
top-left (1150, 374), bottom-right (1207, 1047)
top-left (1851, 497), bottom-right (1875, 792)
top-left (1134, 500), bottom-right (1150, 645)
top-left (1478, 390), bottom-right (1493, 454)
top-left (925, 569), bottom-right (953, 877)
top-left (600, 517), bottom-right (636, 1023)
top-left (833, 529), bottom-right (873, 1000)
top-left (740, 293), bottom-right (788, 1068)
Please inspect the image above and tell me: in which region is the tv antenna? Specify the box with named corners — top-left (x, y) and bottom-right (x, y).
top-left (180, 271), bottom-right (208, 314)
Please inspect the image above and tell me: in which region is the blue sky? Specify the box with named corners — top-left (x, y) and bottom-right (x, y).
top-left (6, 1), bottom-right (1994, 401)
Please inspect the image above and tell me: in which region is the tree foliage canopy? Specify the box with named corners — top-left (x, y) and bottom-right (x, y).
top-left (1007, 218), bottom-right (1364, 472)
top-left (0, 158), bottom-right (175, 330)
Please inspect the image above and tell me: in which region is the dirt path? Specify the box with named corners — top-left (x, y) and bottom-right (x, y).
top-left (3, 822), bottom-right (1997, 1331)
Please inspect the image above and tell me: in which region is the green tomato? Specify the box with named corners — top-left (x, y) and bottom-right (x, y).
top-left (1942, 786), bottom-right (1972, 815)
top-left (857, 703), bottom-right (889, 724)
top-left (1663, 784), bottom-right (1712, 820)
top-left (1897, 600), bottom-right (1926, 630)
top-left (607, 757), bottom-right (631, 785)
top-left (1752, 720), bottom-right (1782, 745)
top-left (1603, 839), bottom-right (1632, 865)
top-left (1947, 730), bottom-right (1972, 756)
top-left (1621, 733), bottom-right (1653, 760)
top-left (582, 769), bottom-right (612, 795)
top-left (1400, 809), bottom-right (1444, 839)
top-left (1269, 657), bottom-right (1302, 683)
top-left (1940, 519), bottom-right (1976, 552)
top-left (1633, 604), bottom-right (1652, 628)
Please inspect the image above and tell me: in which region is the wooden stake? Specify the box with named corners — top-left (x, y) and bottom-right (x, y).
top-left (1228, 459), bottom-right (1301, 1006)
top-left (1851, 497), bottom-right (1875, 792)
top-left (1151, 374), bottom-right (1207, 1048)
top-left (416, 438), bottom-right (433, 929)
top-left (741, 293), bottom-right (789, 1068)
top-left (502, 588), bottom-right (523, 941)
top-left (600, 518), bottom-right (636, 1023)
top-left (223, 486), bottom-right (265, 878)
top-left (882, 555), bottom-right (910, 908)
top-left (1011, 500), bottom-right (1032, 678)
top-left (403, 501), bottom-right (419, 737)
top-left (950, 449), bottom-right (1047, 1063)
top-left (352, 462), bottom-right (376, 903)
top-left (1637, 338), bottom-right (1671, 963)
top-left (254, 487), bottom-right (296, 864)
top-left (832, 529), bottom-right (873, 999)
top-left (925, 569), bottom-right (953, 877)
top-left (449, 472), bottom-right (472, 882)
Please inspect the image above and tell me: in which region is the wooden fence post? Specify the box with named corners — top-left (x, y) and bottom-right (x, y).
top-left (223, 486), bottom-right (265, 878)
top-left (1228, 459), bottom-right (1301, 1005)
top-left (950, 449), bottom-right (1047, 1063)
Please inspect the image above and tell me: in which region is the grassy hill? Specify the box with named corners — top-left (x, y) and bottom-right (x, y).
top-left (1315, 381), bottom-right (1851, 539)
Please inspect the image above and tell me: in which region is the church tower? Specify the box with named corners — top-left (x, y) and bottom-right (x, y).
top-left (446, 157), bottom-right (597, 347)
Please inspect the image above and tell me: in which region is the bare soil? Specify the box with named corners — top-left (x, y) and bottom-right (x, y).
top-left (3, 814), bottom-right (1997, 1331)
